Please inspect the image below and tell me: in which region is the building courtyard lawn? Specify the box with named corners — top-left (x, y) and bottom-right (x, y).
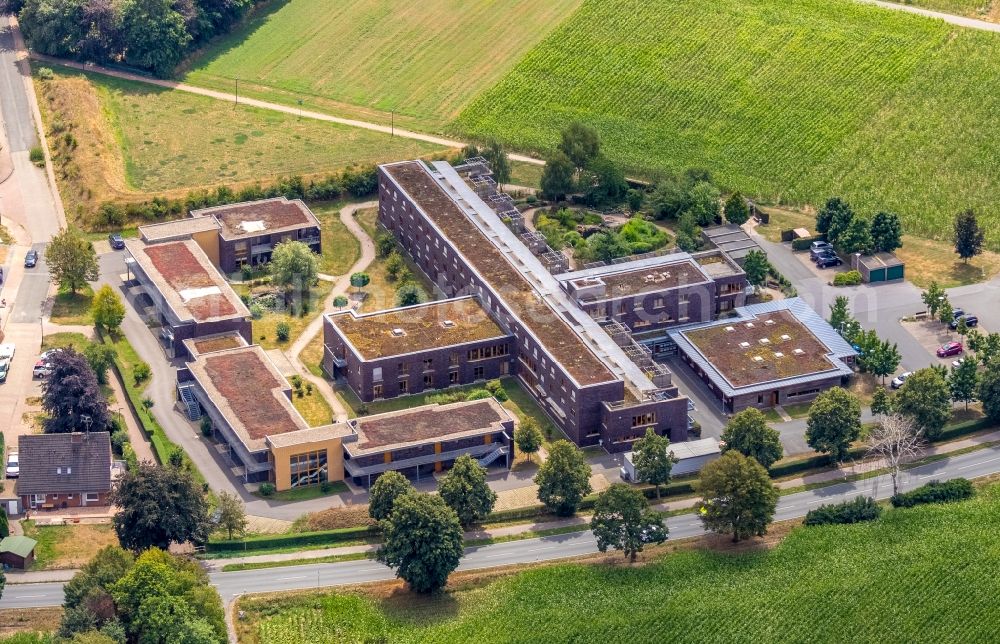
top-left (20, 521), bottom-right (119, 571)
top-left (237, 480), bottom-right (1000, 643)
top-left (241, 280), bottom-right (335, 349)
top-left (311, 201), bottom-right (363, 276)
top-left (289, 384), bottom-right (334, 428)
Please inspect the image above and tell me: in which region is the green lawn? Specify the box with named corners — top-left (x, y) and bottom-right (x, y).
top-left (183, 0), bottom-right (583, 130)
top-left (20, 521), bottom-right (118, 571)
top-left (237, 481), bottom-right (1000, 643)
top-left (86, 69), bottom-right (446, 192)
top-left (256, 481), bottom-right (350, 503)
top-left (456, 0), bottom-right (1000, 248)
top-left (311, 201), bottom-right (363, 276)
top-left (241, 279), bottom-right (335, 349)
top-left (49, 285), bottom-right (94, 326)
top-left (289, 386), bottom-right (334, 427)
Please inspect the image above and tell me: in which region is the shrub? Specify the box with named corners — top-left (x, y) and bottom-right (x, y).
top-left (791, 235), bottom-right (824, 251)
top-left (200, 416), bottom-right (213, 438)
top-left (320, 481), bottom-right (332, 494)
top-left (29, 146), bottom-right (45, 166)
top-left (110, 430), bottom-right (131, 455)
top-left (249, 303), bottom-right (264, 320)
top-left (140, 397), bottom-right (154, 410)
top-left (804, 496), bottom-right (882, 526)
top-left (290, 375), bottom-right (303, 390)
top-left (207, 525), bottom-right (374, 552)
top-left (891, 478), bottom-right (974, 508)
top-left (833, 270), bottom-right (863, 286)
top-left (306, 383), bottom-right (313, 395)
top-left (485, 379), bottom-right (508, 401)
top-left (276, 322), bottom-right (291, 342)
top-left (37, 67), bottom-right (54, 80)
top-left (133, 362), bottom-right (151, 385)
top-left (259, 483), bottom-right (276, 497)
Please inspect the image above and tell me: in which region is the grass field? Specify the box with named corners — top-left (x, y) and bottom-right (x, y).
top-left (183, 0), bottom-right (583, 129)
top-left (48, 285), bottom-right (94, 326)
top-left (906, 0), bottom-right (998, 19)
top-left (237, 481), bottom-right (1000, 642)
top-left (456, 0), bottom-right (1000, 248)
top-left (20, 521), bottom-right (118, 571)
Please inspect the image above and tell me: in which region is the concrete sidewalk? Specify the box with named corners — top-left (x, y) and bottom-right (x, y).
top-left (6, 569), bottom-right (78, 584)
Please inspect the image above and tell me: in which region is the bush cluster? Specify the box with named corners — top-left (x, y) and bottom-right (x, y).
top-left (891, 478), bottom-right (974, 508)
top-left (804, 496), bottom-right (882, 526)
top-left (833, 270), bottom-right (863, 286)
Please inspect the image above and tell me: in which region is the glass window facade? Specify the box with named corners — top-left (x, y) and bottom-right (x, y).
top-left (289, 449), bottom-right (328, 488)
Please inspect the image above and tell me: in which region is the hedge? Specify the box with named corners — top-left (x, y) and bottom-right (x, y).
top-left (891, 478), bottom-right (974, 508)
top-left (207, 525), bottom-right (375, 552)
top-left (791, 235), bottom-right (825, 251)
top-left (833, 270), bottom-right (862, 286)
top-left (804, 496), bottom-right (881, 526)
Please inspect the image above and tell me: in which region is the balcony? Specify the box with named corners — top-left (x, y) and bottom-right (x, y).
top-left (300, 235), bottom-right (321, 246)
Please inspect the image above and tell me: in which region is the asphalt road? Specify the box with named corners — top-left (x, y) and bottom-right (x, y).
top-left (3, 443), bottom-right (1000, 609)
top-left (8, 242), bottom-right (48, 322)
top-left (0, 16), bottom-right (35, 153)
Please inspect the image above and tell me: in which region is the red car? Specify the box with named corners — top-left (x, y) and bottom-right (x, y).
top-left (936, 342), bottom-right (963, 358)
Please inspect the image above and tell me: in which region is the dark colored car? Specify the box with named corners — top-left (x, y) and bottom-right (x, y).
top-left (23, 249), bottom-right (38, 268)
top-left (108, 233), bottom-right (126, 250)
top-left (816, 253), bottom-right (843, 268)
top-left (936, 342), bottom-right (963, 358)
top-left (950, 315), bottom-right (978, 330)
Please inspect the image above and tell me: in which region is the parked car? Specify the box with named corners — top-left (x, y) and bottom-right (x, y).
top-left (952, 357), bottom-right (966, 368)
top-left (0, 343), bottom-right (14, 362)
top-left (23, 249), bottom-right (38, 268)
top-left (39, 349), bottom-right (61, 361)
top-left (891, 371), bottom-right (913, 389)
top-left (0, 359), bottom-right (9, 383)
top-left (5, 452), bottom-right (18, 478)
top-left (936, 342), bottom-right (963, 358)
top-left (108, 233), bottom-right (126, 250)
top-left (816, 253), bottom-right (843, 268)
top-left (33, 360), bottom-right (54, 379)
top-left (949, 315), bottom-right (978, 330)
top-left (951, 309), bottom-right (965, 320)
top-left (809, 241), bottom-right (832, 260)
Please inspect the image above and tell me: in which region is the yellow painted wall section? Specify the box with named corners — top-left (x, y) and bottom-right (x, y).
top-left (434, 442), bottom-right (442, 473)
top-left (192, 229), bottom-right (220, 268)
top-left (270, 438), bottom-right (344, 492)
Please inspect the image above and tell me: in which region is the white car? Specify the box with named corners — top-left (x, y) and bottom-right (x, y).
top-left (6, 452), bottom-right (18, 478)
top-left (33, 360), bottom-right (54, 379)
top-left (0, 359), bottom-right (9, 383)
top-left (890, 371), bottom-right (913, 389)
top-left (0, 343), bottom-right (14, 362)
top-left (952, 357), bottom-right (966, 368)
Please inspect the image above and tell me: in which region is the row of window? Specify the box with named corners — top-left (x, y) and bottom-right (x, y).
top-left (372, 367), bottom-right (485, 399)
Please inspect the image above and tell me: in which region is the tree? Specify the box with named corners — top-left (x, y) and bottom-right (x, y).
top-left (956, 315), bottom-right (970, 341)
top-left (895, 368), bottom-right (951, 440)
top-left (871, 386), bottom-right (893, 416)
top-left (63, 546), bottom-right (134, 612)
top-left (514, 418), bottom-right (543, 463)
top-left (83, 343), bottom-right (117, 386)
top-left (215, 491), bottom-right (247, 540)
top-left (723, 192), bottom-right (750, 226)
top-left (581, 155), bottom-right (628, 207)
top-left (953, 209), bottom-right (984, 263)
top-left (978, 362), bottom-right (1000, 423)
top-left (395, 282), bottom-right (427, 307)
top-left (110, 462), bottom-right (210, 551)
top-left (828, 295), bottom-right (852, 334)
top-left (270, 240), bottom-right (318, 294)
top-left (870, 211), bottom-right (903, 253)
top-left (921, 281), bottom-right (946, 319)
top-left (836, 216), bottom-right (872, 255)
top-left (437, 455), bottom-right (497, 527)
top-left (806, 388), bottom-right (862, 462)
top-left (742, 249), bottom-right (771, 292)
top-left (41, 348), bottom-right (110, 433)
top-left (481, 139), bottom-right (511, 189)
top-left (375, 233), bottom-right (396, 258)
top-left (368, 471), bottom-right (414, 522)
top-left (686, 181), bottom-right (721, 227)
top-left (539, 150), bottom-right (576, 201)
top-left (46, 226), bottom-right (99, 294)
top-left (949, 357), bottom-right (979, 411)
top-left (333, 295), bottom-right (349, 308)
top-left (120, 0), bottom-right (191, 76)
top-left (91, 285), bottom-right (125, 333)
top-left (866, 339), bottom-right (902, 384)
top-left (866, 413), bottom-right (923, 496)
top-left (557, 121), bottom-right (601, 172)
top-left (697, 451), bottom-right (778, 542)
top-left (376, 492), bottom-right (463, 593)
top-left (938, 300), bottom-right (954, 331)
top-left (815, 197), bottom-right (851, 237)
top-left (349, 271), bottom-right (370, 294)
top-left (534, 440), bottom-right (592, 516)
top-left (630, 428), bottom-right (674, 498)
top-left (675, 211), bottom-right (701, 252)
top-left (590, 484), bottom-right (667, 562)
top-left (648, 175), bottom-right (689, 220)
top-left (721, 408), bottom-right (783, 469)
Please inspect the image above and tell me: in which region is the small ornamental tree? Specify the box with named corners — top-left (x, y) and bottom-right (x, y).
top-left (91, 285), bottom-right (126, 333)
top-left (540, 151), bottom-right (576, 201)
top-left (216, 491), bottom-right (248, 540)
top-left (723, 192), bottom-right (750, 226)
top-left (83, 343), bottom-right (117, 386)
top-left (333, 295), bottom-right (349, 309)
top-left (46, 226), bottom-right (99, 294)
top-left (867, 413), bottom-right (923, 496)
top-left (630, 428), bottom-right (674, 498)
top-left (368, 470), bottom-right (414, 522)
top-left (720, 408), bottom-right (783, 469)
top-left (742, 249), bottom-right (771, 292)
top-left (590, 484), bottom-right (667, 562)
top-left (534, 440), bottom-right (592, 516)
top-left (867, 339), bottom-right (902, 384)
top-left (871, 386), bottom-right (893, 417)
top-left (829, 295), bottom-right (852, 333)
top-left (921, 281), bottom-right (946, 319)
top-left (42, 348), bottom-right (111, 433)
top-left (350, 271), bottom-right (370, 294)
top-left (806, 388), bottom-right (862, 462)
top-left (514, 418), bottom-right (544, 463)
top-left (953, 209), bottom-right (984, 263)
top-left (697, 451), bottom-right (779, 542)
top-left (977, 362), bottom-right (1000, 423)
top-left (437, 455), bottom-right (497, 527)
top-left (938, 300), bottom-right (954, 331)
top-left (895, 368), bottom-right (952, 440)
top-left (376, 492), bottom-right (464, 594)
top-left (395, 282), bottom-right (427, 307)
top-left (950, 357), bottom-right (979, 411)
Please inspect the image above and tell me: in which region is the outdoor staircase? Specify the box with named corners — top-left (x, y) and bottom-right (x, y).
top-left (178, 384), bottom-right (201, 421)
top-left (478, 446), bottom-right (507, 468)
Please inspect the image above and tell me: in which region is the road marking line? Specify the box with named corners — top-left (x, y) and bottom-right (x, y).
top-left (275, 576), bottom-right (307, 581)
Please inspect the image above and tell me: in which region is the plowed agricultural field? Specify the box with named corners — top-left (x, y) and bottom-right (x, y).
top-left (456, 0), bottom-right (1000, 246)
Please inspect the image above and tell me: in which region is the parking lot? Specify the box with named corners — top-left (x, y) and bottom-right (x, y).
top-left (900, 316), bottom-right (983, 368)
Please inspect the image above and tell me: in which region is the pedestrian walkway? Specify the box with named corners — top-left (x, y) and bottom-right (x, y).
top-left (773, 405), bottom-right (793, 422)
top-left (5, 569), bottom-right (78, 584)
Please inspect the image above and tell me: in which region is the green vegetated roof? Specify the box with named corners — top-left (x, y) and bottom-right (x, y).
top-left (0, 536), bottom-right (37, 557)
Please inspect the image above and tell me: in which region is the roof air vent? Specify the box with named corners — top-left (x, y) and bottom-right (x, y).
top-left (739, 342), bottom-right (751, 348)
top-left (745, 322), bottom-right (755, 328)
top-left (774, 352), bottom-right (784, 358)
top-left (752, 356), bottom-right (764, 362)
top-left (759, 338), bottom-right (770, 345)
top-left (781, 334), bottom-right (791, 341)
top-left (793, 348), bottom-right (805, 355)
top-left (442, 320), bottom-right (456, 329)
top-left (724, 326), bottom-right (735, 332)
top-left (765, 319), bottom-right (775, 326)
top-left (391, 328), bottom-right (406, 337)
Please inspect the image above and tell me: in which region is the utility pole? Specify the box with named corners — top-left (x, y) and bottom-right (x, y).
top-left (391, 110), bottom-right (394, 137)
top-left (234, 78), bottom-right (239, 110)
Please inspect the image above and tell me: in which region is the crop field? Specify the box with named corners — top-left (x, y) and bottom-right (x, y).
top-left (183, 0), bottom-right (582, 129)
top-left (456, 0), bottom-right (1000, 247)
top-left (238, 482), bottom-right (1000, 642)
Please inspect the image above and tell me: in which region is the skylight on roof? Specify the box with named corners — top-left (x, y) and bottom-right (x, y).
top-left (793, 348), bottom-right (805, 355)
top-left (739, 341), bottom-right (751, 348)
top-left (752, 356), bottom-right (764, 362)
top-left (764, 319), bottom-right (775, 325)
top-left (390, 328), bottom-right (406, 337)
top-left (774, 352), bottom-right (784, 358)
top-left (759, 338), bottom-right (770, 345)
top-left (745, 322), bottom-right (755, 328)
top-left (442, 320), bottom-right (456, 329)
top-left (724, 326), bottom-right (735, 332)
top-left (781, 334), bottom-right (791, 341)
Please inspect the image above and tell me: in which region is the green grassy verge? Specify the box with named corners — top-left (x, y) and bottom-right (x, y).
top-left (49, 285), bottom-right (94, 326)
top-left (237, 480), bottom-right (1000, 642)
top-left (221, 551), bottom-right (371, 572)
top-left (457, 0), bottom-right (1000, 248)
top-left (256, 481), bottom-right (349, 502)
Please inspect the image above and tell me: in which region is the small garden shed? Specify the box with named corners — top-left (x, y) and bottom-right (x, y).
top-left (0, 535), bottom-right (37, 569)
